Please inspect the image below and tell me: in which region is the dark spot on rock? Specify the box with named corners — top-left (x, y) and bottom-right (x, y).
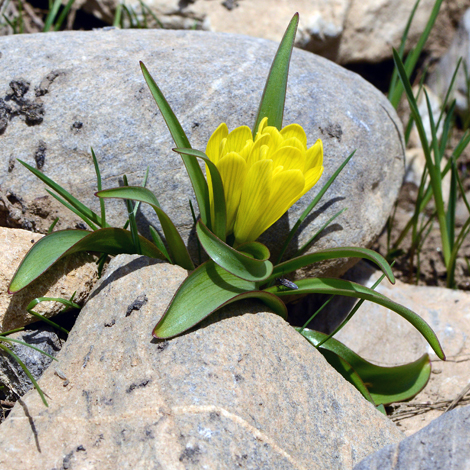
top-left (71, 121), bottom-right (83, 132)
top-left (209, 411), bottom-right (220, 420)
top-left (319, 123), bottom-right (343, 142)
top-left (82, 346), bottom-right (93, 368)
top-left (126, 379), bottom-right (150, 393)
top-left (192, 122), bottom-right (199, 128)
top-left (104, 319), bottom-right (116, 327)
top-left (94, 434), bottom-right (104, 447)
top-left (208, 372), bottom-right (218, 379)
top-left (126, 294), bottom-right (148, 317)
top-left (179, 445), bottom-right (201, 463)
top-left (222, 0), bottom-right (239, 10)
top-left (371, 180), bottom-right (380, 190)
top-left (23, 101), bottom-right (45, 126)
top-left (6, 192), bottom-right (23, 206)
top-left (102, 397), bottom-right (113, 406)
top-left (76, 445), bottom-right (86, 452)
top-left (31, 239), bottom-right (35, 243)
top-left (0, 99), bottom-right (11, 134)
top-left (234, 374), bottom-right (244, 382)
top-left (9, 79), bottom-right (30, 99)
top-left (35, 70), bottom-right (66, 97)
top-left (156, 341), bottom-right (169, 352)
top-left (145, 428), bottom-right (155, 439)
top-left (76, 222), bottom-right (87, 230)
top-left (35, 140), bottom-right (46, 169)
top-left (62, 450), bottom-right (74, 469)
top-left (8, 156), bottom-right (15, 172)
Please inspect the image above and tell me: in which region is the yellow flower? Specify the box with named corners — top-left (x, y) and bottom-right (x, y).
top-left (205, 117), bottom-right (323, 245)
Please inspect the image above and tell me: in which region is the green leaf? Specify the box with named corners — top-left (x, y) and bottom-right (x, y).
top-left (153, 260), bottom-right (286, 338)
top-left (174, 148), bottom-right (226, 241)
top-left (96, 186), bottom-right (194, 270)
top-left (269, 247), bottom-right (394, 284)
top-left (252, 13), bottom-right (299, 132)
top-left (18, 159), bottom-right (106, 229)
top-left (149, 226), bottom-right (172, 263)
top-left (265, 277), bottom-right (445, 360)
top-left (196, 221), bottom-right (273, 282)
top-left (140, 62), bottom-right (211, 228)
top-left (300, 329), bottom-right (432, 405)
top-left (9, 228), bottom-right (165, 293)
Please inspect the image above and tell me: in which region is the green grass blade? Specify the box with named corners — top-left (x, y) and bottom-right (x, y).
top-left (113, 2), bottom-right (122, 27)
top-left (389, 0), bottom-right (443, 107)
top-left (264, 277), bottom-right (445, 360)
top-left (300, 329), bottom-right (431, 405)
top-left (196, 220), bottom-right (273, 282)
top-left (18, 159), bottom-right (106, 228)
top-left (122, 175), bottom-right (142, 255)
top-left (296, 208), bottom-right (347, 256)
top-left (91, 148), bottom-right (106, 228)
top-left (446, 156), bottom-right (457, 252)
top-left (0, 336), bottom-right (58, 361)
top-left (268, 247), bottom-right (394, 284)
top-left (276, 150), bottom-right (355, 264)
top-left (9, 228), bottom-right (165, 293)
top-left (140, 62), bottom-right (211, 228)
top-left (149, 226), bottom-right (172, 263)
top-left (388, 0), bottom-right (421, 100)
top-left (52, 0), bottom-right (75, 31)
top-left (153, 260), bottom-right (286, 338)
top-left (43, 0), bottom-right (62, 32)
top-left (0, 343), bottom-right (49, 406)
top-left (174, 148), bottom-right (226, 240)
top-left (252, 13), bottom-right (299, 133)
top-left (48, 217), bottom-right (59, 233)
top-left (96, 186), bottom-right (194, 270)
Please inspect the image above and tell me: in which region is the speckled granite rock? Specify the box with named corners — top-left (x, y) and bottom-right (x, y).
top-left (0, 29), bottom-right (404, 278)
top-left (353, 405), bottom-right (470, 470)
top-left (0, 226), bottom-right (98, 332)
top-left (0, 254), bottom-right (403, 469)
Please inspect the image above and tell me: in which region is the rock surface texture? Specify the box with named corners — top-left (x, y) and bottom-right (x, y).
top-left (79, 0), bottom-right (468, 64)
top-left (333, 261), bottom-right (470, 436)
top-left (0, 254), bottom-right (403, 470)
top-left (0, 29), bottom-right (404, 278)
top-left (353, 405), bottom-right (470, 470)
top-left (0, 226), bottom-right (98, 332)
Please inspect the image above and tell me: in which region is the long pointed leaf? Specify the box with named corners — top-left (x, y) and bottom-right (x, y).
top-left (96, 186), bottom-right (194, 270)
top-left (153, 260), bottom-right (286, 338)
top-left (196, 220), bottom-right (273, 282)
top-left (264, 277), bottom-right (445, 360)
top-left (252, 13), bottom-right (299, 132)
top-left (140, 61), bottom-right (211, 228)
top-left (300, 329), bottom-right (432, 405)
top-left (269, 247), bottom-right (394, 284)
top-left (174, 148), bottom-right (226, 241)
top-left (9, 228), bottom-right (165, 293)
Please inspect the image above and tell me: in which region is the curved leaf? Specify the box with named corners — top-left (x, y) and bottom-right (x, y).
top-left (300, 329), bottom-right (432, 405)
top-left (265, 277), bottom-right (445, 360)
top-left (140, 61), bottom-right (211, 228)
top-left (174, 148), bottom-right (226, 241)
top-left (268, 247), bottom-right (395, 284)
top-left (196, 221), bottom-right (273, 282)
top-left (96, 186), bottom-right (194, 270)
top-left (9, 228), bottom-right (165, 293)
top-left (153, 260), bottom-right (286, 339)
top-left (237, 241), bottom-right (271, 260)
top-left (253, 13), bottom-right (299, 132)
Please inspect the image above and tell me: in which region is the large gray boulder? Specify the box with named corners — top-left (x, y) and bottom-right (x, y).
top-left (354, 405), bottom-right (470, 470)
top-left (0, 254), bottom-right (403, 469)
top-left (0, 29), bottom-right (404, 277)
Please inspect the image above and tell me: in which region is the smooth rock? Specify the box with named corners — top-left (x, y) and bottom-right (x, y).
top-left (330, 261), bottom-right (470, 436)
top-left (0, 29), bottom-right (404, 278)
top-left (353, 405), bottom-right (470, 470)
top-left (0, 325), bottom-right (61, 401)
top-left (0, 226), bottom-right (98, 332)
top-left (0, 254), bottom-right (403, 469)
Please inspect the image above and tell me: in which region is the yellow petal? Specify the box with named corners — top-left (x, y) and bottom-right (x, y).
top-left (247, 169), bottom-right (305, 242)
top-left (301, 165), bottom-right (324, 196)
top-left (279, 137), bottom-right (305, 153)
top-left (206, 123), bottom-right (228, 164)
top-left (223, 126), bottom-right (253, 156)
top-left (246, 134), bottom-right (270, 168)
top-left (255, 117), bottom-right (269, 139)
top-left (261, 126), bottom-right (283, 157)
top-left (280, 123), bottom-right (307, 147)
top-left (270, 146), bottom-right (306, 172)
top-left (305, 139), bottom-right (323, 170)
top-left (234, 159), bottom-right (273, 244)
top-left (217, 152), bottom-right (247, 233)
